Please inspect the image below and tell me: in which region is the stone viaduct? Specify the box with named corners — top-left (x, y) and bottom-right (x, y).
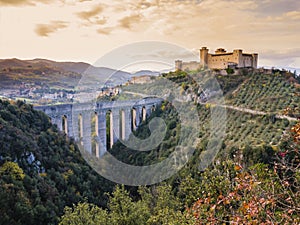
top-left (34, 98), bottom-right (162, 157)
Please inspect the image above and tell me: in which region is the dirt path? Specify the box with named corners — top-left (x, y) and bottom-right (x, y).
top-left (219, 104), bottom-right (297, 122)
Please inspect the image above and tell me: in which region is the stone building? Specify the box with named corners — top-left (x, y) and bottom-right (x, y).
top-left (175, 60), bottom-right (200, 71)
top-left (175, 47), bottom-right (258, 71)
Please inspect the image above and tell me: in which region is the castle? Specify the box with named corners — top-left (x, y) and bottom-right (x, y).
top-left (175, 47), bottom-right (258, 71)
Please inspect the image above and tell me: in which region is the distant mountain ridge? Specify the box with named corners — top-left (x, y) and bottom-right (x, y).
top-left (0, 58), bottom-right (128, 76)
top-left (0, 58), bottom-right (162, 89)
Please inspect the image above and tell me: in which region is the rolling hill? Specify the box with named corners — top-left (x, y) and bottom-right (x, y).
top-left (0, 58), bottom-right (134, 89)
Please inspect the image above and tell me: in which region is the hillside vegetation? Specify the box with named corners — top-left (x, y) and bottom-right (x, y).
top-left (62, 70), bottom-right (299, 224)
top-left (0, 69), bottom-right (299, 224)
top-left (0, 100), bottom-right (114, 225)
top-left (227, 73), bottom-right (300, 114)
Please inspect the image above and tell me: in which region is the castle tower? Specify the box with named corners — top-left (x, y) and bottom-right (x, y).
top-left (252, 53), bottom-right (258, 68)
top-left (200, 47), bottom-right (209, 67)
top-left (233, 49), bottom-right (243, 67)
top-left (175, 60), bottom-right (183, 71)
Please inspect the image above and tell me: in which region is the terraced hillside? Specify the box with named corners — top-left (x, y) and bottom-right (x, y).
top-left (227, 73), bottom-right (300, 115)
top-left (197, 104), bottom-right (291, 149)
top-left (116, 70), bottom-right (299, 158)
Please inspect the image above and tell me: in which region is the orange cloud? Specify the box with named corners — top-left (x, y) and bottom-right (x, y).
top-left (76, 5), bottom-right (103, 21)
top-left (119, 14), bottom-right (142, 29)
top-left (0, 0), bottom-right (33, 6)
top-left (0, 0), bottom-right (51, 6)
top-left (97, 27), bottom-right (113, 35)
top-left (35, 21), bottom-right (68, 37)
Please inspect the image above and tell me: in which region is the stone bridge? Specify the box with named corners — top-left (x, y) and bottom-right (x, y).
top-left (34, 98), bottom-right (162, 157)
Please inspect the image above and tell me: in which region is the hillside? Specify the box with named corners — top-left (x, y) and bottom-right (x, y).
top-left (0, 69), bottom-right (299, 224)
top-left (226, 73), bottom-right (300, 114)
top-left (0, 58), bottom-right (132, 90)
top-left (60, 69), bottom-right (300, 224)
top-left (0, 100), bottom-right (115, 225)
top-left (114, 70), bottom-right (299, 165)
top-left (0, 58), bottom-right (81, 89)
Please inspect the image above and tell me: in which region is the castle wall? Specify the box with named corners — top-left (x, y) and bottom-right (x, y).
top-left (240, 55), bottom-right (254, 68)
top-left (207, 53), bottom-right (237, 69)
top-left (181, 61), bottom-right (200, 71)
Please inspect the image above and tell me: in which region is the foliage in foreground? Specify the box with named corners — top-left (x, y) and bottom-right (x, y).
top-left (60, 120), bottom-right (300, 224)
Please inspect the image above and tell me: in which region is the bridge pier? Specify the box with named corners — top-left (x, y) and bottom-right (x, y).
top-left (71, 113), bottom-right (80, 141)
top-left (135, 107), bottom-right (141, 128)
top-left (145, 105), bottom-right (153, 118)
top-left (97, 110), bottom-right (107, 156)
top-left (51, 116), bottom-right (63, 131)
top-left (124, 108), bottom-right (132, 140)
top-left (66, 115), bottom-right (74, 137)
top-left (82, 112), bottom-right (92, 154)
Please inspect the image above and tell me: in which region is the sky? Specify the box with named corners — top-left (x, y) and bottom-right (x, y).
top-left (0, 0), bottom-right (299, 71)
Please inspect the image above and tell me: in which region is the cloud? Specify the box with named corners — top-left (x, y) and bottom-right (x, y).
top-left (129, 49), bottom-right (199, 61)
top-left (268, 11), bottom-right (300, 21)
top-left (259, 48), bottom-right (300, 68)
top-left (94, 18), bottom-right (107, 25)
top-left (0, 0), bottom-right (51, 6)
top-left (76, 5), bottom-right (103, 21)
top-left (97, 27), bottom-right (113, 35)
top-left (35, 21), bottom-right (68, 37)
top-left (261, 48), bottom-right (300, 60)
top-left (119, 14), bottom-right (142, 29)
top-left (249, 0), bottom-right (300, 16)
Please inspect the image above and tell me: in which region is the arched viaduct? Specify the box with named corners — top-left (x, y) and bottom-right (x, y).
top-left (34, 98), bottom-right (162, 157)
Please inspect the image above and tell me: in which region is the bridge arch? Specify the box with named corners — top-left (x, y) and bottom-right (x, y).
top-left (142, 106), bottom-right (147, 122)
top-left (105, 110), bottom-right (112, 150)
top-left (62, 115), bottom-right (68, 134)
top-left (131, 107), bottom-right (137, 131)
top-left (151, 105), bottom-right (156, 112)
top-left (92, 112), bottom-right (100, 157)
top-left (78, 114), bottom-right (83, 141)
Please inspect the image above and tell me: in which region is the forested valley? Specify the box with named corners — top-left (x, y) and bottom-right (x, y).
top-left (0, 70), bottom-right (299, 224)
